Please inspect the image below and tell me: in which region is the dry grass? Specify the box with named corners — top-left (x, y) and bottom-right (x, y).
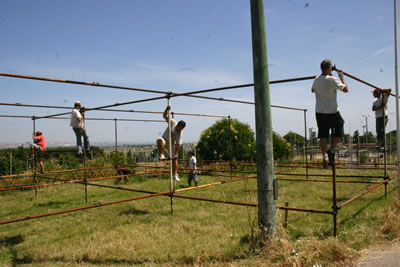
top-left (378, 201), bottom-right (400, 239)
top-left (0, 166), bottom-right (399, 266)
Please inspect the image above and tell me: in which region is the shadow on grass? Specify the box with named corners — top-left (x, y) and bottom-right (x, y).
top-left (0, 234), bottom-right (24, 247)
top-left (119, 207), bottom-right (149, 216)
top-left (36, 201), bottom-right (66, 208)
top-left (339, 186), bottom-right (396, 226)
top-left (316, 186), bottom-right (396, 237)
top-left (10, 249), bottom-right (33, 265)
top-left (0, 235), bottom-right (33, 265)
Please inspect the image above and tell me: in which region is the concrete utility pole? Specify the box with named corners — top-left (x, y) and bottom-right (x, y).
top-left (250, 0), bottom-right (277, 240)
top-left (394, 0), bottom-right (400, 202)
top-left (362, 114), bottom-right (370, 143)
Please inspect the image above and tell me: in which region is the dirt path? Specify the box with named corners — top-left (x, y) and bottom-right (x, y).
top-left (356, 241), bottom-right (400, 267)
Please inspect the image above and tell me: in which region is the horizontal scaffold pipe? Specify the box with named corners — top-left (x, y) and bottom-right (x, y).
top-left (0, 190), bottom-right (171, 225)
top-left (1, 72), bottom-right (308, 119)
top-left (276, 177), bottom-right (383, 184)
top-left (342, 70), bottom-right (398, 98)
top-left (0, 175), bottom-right (253, 225)
top-left (37, 95), bottom-right (168, 119)
top-left (338, 174), bottom-right (396, 209)
top-left (0, 114), bottom-right (165, 123)
top-left (275, 172), bottom-right (388, 179)
top-left (0, 72), bottom-right (315, 95)
top-left (0, 102), bottom-right (228, 118)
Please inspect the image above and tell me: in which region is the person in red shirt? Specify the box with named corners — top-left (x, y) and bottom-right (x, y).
top-left (30, 131), bottom-right (46, 173)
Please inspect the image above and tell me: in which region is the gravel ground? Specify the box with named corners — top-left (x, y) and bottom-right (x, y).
top-left (357, 242), bottom-right (400, 267)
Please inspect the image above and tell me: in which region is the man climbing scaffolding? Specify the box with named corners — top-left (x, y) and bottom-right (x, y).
top-left (312, 59), bottom-right (348, 168)
top-left (157, 106), bottom-right (186, 181)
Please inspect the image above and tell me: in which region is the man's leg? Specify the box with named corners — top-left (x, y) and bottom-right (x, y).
top-left (172, 159), bottom-right (181, 181)
top-left (172, 158), bottom-right (178, 175)
top-left (81, 128), bottom-right (90, 151)
top-left (157, 138), bottom-right (165, 159)
top-left (331, 136), bottom-right (340, 150)
top-left (188, 172), bottom-right (192, 186)
top-left (39, 160), bottom-right (44, 173)
top-left (319, 138), bottom-right (328, 155)
top-left (30, 144), bottom-right (35, 157)
top-left (73, 128), bottom-right (83, 153)
top-left (319, 138), bottom-right (329, 168)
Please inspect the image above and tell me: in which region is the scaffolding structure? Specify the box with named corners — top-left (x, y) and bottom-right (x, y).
top-left (0, 68), bottom-right (397, 236)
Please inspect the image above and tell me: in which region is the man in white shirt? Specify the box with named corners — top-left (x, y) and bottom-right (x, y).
top-left (157, 106), bottom-right (186, 181)
top-left (70, 101), bottom-right (90, 155)
top-left (312, 59), bottom-right (348, 167)
top-left (372, 88), bottom-right (391, 152)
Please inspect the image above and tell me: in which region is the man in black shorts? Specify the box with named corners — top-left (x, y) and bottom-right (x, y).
top-left (312, 59), bottom-right (348, 168)
top-left (372, 88), bottom-right (391, 152)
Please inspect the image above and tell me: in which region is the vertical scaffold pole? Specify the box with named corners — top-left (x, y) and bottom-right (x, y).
top-left (250, 0), bottom-right (277, 241)
top-left (32, 116), bottom-right (38, 198)
top-left (303, 110), bottom-right (309, 179)
top-left (114, 118), bottom-right (118, 168)
top-left (229, 116), bottom-right (233, 179)
top-left (167, 96), bottom-right (174, 214)
top-left (384, 116), bottom-right (388, 199)
top-left (332, 162), bottom-right (338, 236)
top-left (83, 116), bottom-right (88, 203)
top-left (83, 148), bottom-right (88, 203)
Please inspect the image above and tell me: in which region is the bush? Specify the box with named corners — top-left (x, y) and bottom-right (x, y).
top-left (196, 119), bottom-right (256, 161)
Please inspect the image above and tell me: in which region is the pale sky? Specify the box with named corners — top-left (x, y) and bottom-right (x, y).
top-left (0, 0), bottom-right (398, 146)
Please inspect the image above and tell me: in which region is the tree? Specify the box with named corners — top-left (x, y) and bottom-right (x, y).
top-left (196, 118), bottom-right (293, 161)
top-left (283, 131), bottom-right (304, 148)
top-left (196, 119), bottom-right (256, 161)
top-left (273, 132), bottom-right (293, 160)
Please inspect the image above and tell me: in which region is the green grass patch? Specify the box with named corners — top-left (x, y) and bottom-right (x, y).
top-left (0, 166), bottom-right (399, 265)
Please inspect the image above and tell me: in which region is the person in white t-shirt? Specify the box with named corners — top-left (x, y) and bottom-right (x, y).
top-left (372, 88), bottom-right (391, 152)
top-left (157, 106), bottom-right (186, 181)
top-left (312, 59), bottom-right (348, 168)
top-left (70, 101), bottom-right (90, 155)
top-left (187, 151), bottom-right (197, 186)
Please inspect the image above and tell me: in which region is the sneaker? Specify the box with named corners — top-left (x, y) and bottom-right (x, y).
top-left (322, 159), bottom-right (328, 169)
top-left (159, 154), bottom-right (165, 160)
top-left (327, 149), bottom-right (335, 166)
top-left (174, 174), bottom-right (180, 182)
top-left (322, 154), bottom-right (328, 169)
top-left (377, 146), bottom-right (385, 153)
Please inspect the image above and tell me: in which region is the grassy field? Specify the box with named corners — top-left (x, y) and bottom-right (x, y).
top-left (0, 164), bottom-right (399, 266)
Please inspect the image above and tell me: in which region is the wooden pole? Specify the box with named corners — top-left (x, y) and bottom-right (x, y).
top-left (284, 202), bottom-right (289, 228)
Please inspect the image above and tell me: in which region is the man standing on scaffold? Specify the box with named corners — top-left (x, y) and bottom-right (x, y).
top-left (157, 106), bottom-right (186, 181)
top-left (70, 101), bottom-right (91, 155)
top-left (372, 88), bottom-right (392, 152)
top-left (312, 59), bottom-right (348, 168)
